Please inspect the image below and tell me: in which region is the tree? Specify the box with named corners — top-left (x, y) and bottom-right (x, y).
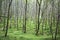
top-left (41, 0), bottom-right (48, 35)
top-left (5, 0), bottom-right (12, 37)
top-left (55, 0), bottom-right (60, 40)
top-left (35, 0), bottom-right (42, 35)
top-left (16, 0), bottom-right (19, 30)
top-left (23, 0), bottom-right (27, 33)
top-left (0, 0), bottom-right (3, 23)
top-left (2, 0), bottom-right (7, 31)
top-left (49, 0), bottom-right (54, 40)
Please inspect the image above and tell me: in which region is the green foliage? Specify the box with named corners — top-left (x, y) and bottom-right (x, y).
top-left (0, 18), bottom-right (60, 40)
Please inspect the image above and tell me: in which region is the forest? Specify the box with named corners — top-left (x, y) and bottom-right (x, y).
top-left (0, 0), bottom-right (60, 40)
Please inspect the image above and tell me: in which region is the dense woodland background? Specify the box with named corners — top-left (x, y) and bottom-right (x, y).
top-left (0, 0), bottom-right (60, 40)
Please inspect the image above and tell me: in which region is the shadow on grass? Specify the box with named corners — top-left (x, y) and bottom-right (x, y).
top-left (44, 37), bottom-right (60, 40)
top-left (0, 35), bottom-right (17, 40)
top-left (0, 35), bottom-right (60, 40)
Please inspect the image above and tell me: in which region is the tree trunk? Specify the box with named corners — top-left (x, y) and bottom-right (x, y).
top-left (55, 0), bottom-right (60, 40)
top-left (23, 0), bottom-right (27, 33)
top-left (5, 0), bottom-right (12, 37)
top-left (36, 0), bottom-right (42, 35)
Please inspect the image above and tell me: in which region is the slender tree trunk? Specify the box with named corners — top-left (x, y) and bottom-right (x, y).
top-left (23, 0), bottom-right (27, 33)
top-left (3, 1), bottom-right (6, 31)
top-left (50, 0), bottom-right (54, 39)
top-left (16, 0), bottom-right (19, 30)
top-left (5, 0), bottom-right (12, 37)
top-left (3, 16), bottom-right (6, 31)
top-left (50, 15), bottom-right (53, 40)
top-left (55, 15), bottom-right (59, 40)
top-left (16, 9), bottom-right (18, 30)
top-left (35, 0), bottom-right (37, 35)
top-left (9, 21), bottom-right (11, 28)
top-left (55, 0), bottom-right (60, 40)
top-left (36, 0), bottom-right (42, 35)
top-left (41, 12), bottom-right (44, 35)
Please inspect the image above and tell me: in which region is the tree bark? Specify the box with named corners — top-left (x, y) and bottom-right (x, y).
top-left (5, 0), bottom-right (12, 37)
top-left (36, 0), bottom-right (42, 35)
top-left (23, 0), bottom-right (27, 33)
top-left (55, 0), bottom-right (60, 40)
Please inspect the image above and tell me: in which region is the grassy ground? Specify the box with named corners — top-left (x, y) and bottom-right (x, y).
top-left (0, 20), bottom-right (60, 40)
top-left (0, 28), bottom-right (60, 40)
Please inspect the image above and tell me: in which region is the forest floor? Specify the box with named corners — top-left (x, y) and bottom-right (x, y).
top-left (0, 28), bottom-right (60, 40)
top-left (0, 23), bottom-right (60, 40)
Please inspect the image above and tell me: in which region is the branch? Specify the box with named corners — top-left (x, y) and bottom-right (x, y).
top-left (37, 0), bottom-right (40, 5)
top-left (37, 0), bottom-right (42, 5)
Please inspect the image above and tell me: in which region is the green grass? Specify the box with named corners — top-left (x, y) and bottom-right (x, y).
top-left (0, 31), bottom-right (51, 40)
top-left (0, 19), bottom-right (60, 40)
top-left (0, 28), bottom-right (60, 40)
